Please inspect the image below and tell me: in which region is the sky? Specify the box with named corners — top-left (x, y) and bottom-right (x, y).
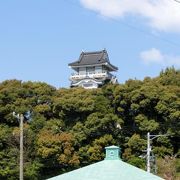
top-left (0, 0), bottom-right (180, 89)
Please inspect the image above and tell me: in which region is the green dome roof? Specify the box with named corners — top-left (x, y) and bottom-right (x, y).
top-left (48, 146), bottom-right (164, 180)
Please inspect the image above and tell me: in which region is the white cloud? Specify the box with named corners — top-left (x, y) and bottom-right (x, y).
top-left (80, 0), bottom-right (180, 32)
top-left (140, 48), bottom-right (180, 66)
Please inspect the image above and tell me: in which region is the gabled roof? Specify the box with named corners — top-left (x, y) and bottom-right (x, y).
top-left (71, 78), bottom-right (103, 86)
top-left (48, 146), bottom-right (164, 180)
top-left (68, 50), bottom-right (118, 71)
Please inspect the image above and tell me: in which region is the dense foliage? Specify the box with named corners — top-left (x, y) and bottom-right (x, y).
top-left (0, 67), bottom-right (179, 179)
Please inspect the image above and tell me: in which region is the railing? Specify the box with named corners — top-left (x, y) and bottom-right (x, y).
top-left (70, 72), bottom-right (111, 80)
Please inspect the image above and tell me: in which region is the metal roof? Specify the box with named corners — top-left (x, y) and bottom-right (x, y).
top-left (48, 146), bottom-right (164, 180)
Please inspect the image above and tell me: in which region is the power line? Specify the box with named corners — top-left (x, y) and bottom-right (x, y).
top-left (63, 0), bottom-right (180, 49)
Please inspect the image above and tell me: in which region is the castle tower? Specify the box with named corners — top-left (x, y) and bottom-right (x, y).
top-left (68, 50), bottom-right (118, 89)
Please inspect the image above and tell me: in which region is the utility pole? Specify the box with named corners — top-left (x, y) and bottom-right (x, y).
top-left (147, 132), bottom-right (151, 173)
top-left (13, 112), bottom-right (25, 180)
top-left (19, 114), bottom-right (24, 180)
top-left (146, 132), bottom-right (168, 173)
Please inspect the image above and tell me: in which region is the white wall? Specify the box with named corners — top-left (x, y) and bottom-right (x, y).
top-left (95, 66), bottom-right (102, 73)
top-left (79, 67), bottom-right (86, 75)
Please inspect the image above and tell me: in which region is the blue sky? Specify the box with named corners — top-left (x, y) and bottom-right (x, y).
top-left (0, 0), bottom-right (180, 88)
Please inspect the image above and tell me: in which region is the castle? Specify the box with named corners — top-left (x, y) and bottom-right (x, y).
top-left (68, 50), bottom-right (118, 89)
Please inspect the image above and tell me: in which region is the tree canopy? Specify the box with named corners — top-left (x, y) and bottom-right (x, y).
top-left (0, 67), bottom-right (179, 179)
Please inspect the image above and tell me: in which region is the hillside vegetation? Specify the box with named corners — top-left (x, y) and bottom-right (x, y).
top-left (0, 67), bottom-right (179, 179)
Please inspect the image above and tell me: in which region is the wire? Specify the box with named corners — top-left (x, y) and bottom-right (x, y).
top-left (63, 0), bottom-right (180, 49)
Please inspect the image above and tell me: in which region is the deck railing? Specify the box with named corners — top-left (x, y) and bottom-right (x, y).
top-left (70, 72), bottom-right (112, 80)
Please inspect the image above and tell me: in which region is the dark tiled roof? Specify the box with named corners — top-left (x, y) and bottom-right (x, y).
top-left (69, 50), bottom-right (118, 71)
top-left (68, 50), bottom-right (107, 66)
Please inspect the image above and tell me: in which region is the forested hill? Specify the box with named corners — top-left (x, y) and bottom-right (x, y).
top-left (0, 67), bottom-right (179, 179)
